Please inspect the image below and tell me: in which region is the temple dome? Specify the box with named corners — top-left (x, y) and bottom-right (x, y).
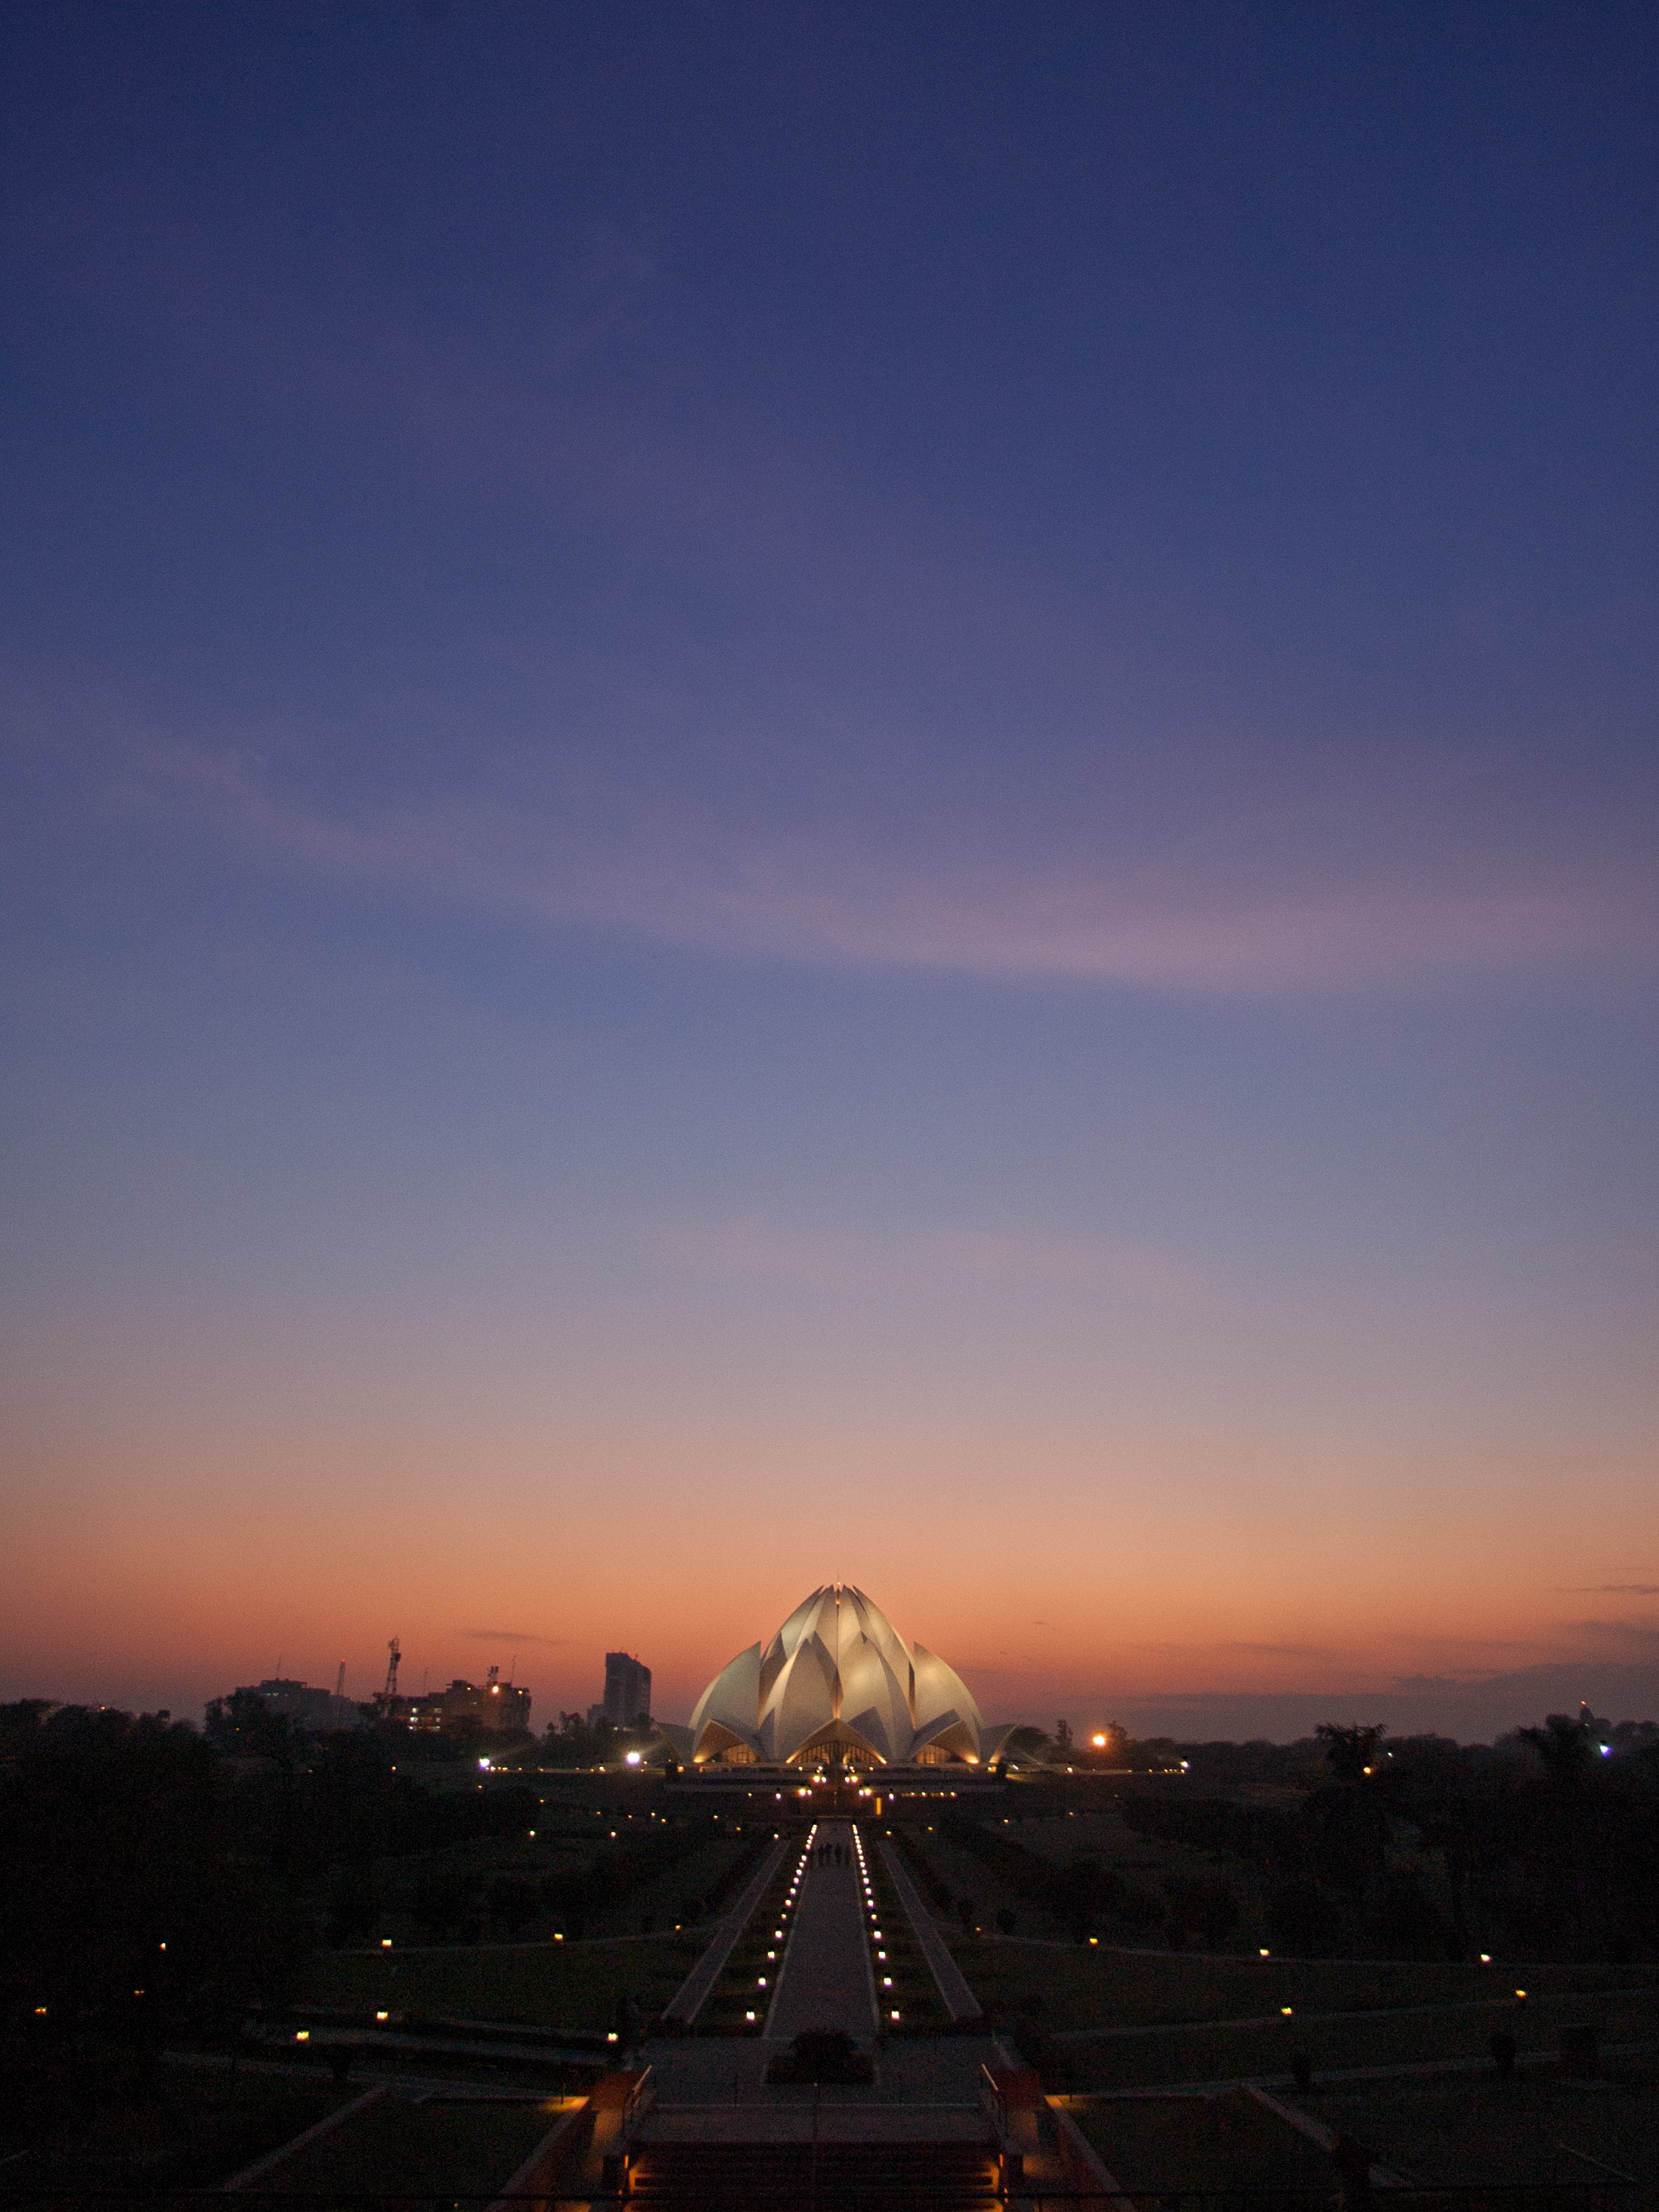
top-left (687, 1583), bottom-right (995, 1768)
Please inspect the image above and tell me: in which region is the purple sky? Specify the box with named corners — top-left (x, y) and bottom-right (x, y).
top-left (2, 2), bottom-right (1656, 1737)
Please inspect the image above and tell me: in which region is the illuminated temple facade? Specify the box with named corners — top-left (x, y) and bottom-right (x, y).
top-left (682, 1582), bottom-right (1014, 1769)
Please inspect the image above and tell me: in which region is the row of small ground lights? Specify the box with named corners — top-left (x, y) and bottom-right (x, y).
top-left (697, 1824), bottom-right (814, 2032)
top-left (1050, 1978), bottom-right (1659, 2096)
top-left (853, 1824), bottom-right (899, 2029)
top-left (952, 1934), bottom-right (1656, 2039)
top-left (855, 1824), bottom-right (945, 2031)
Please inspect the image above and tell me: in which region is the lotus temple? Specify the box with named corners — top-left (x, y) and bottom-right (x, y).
top-left (657, 1583), bottom-right (1020, 1771)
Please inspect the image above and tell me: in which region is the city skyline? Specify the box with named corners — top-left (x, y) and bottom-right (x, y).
top-left (3, 2), bottom-right (1656, 1743)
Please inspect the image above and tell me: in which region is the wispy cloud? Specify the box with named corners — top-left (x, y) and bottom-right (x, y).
top-left (1576, 1584), bottom-right (1659, 1597)
top-left (11, 129), bottom-right (1657, 1004)
top-left (1215, 1641), bottom-right (1342, 1660)
top-left (967, 1658), bottom-right (1659, 1746)
top-left (463, 1628), bottom-right (573, 1648)
top-left (1561, 1618), bottom-right (1659, 1652)
top-left (98, 722), bottom-right (1659, 999)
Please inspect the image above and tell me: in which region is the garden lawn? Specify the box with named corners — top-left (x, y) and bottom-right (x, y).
top-left (1307, 2059), bottom-right (1659, 2185)
top-left (862, 1827), bottom-right (949, 2028)
top-left (698, 1833), bottom-right (807, 2032)
top-left (961, 1941), bottom-right (1658, 2035)
top-left (1073, 2086), bottom-right (1333, 2197)
top-left (298, 1930), bottom-right (707, 2031)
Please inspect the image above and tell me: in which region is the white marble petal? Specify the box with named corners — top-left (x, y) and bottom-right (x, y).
top-left (689, 1584), bottom-right (988, 1765)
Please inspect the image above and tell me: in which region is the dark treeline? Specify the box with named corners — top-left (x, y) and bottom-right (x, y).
top-left (5, 1704), bottom-right (310, 2058)
top-left (203, 1689), bottom-right (662, 1774)
top-left (2, 1703), bottom-right (544, 2043)
top-left (927, 1717), bottom-right (1659, 1962)
top-left (370, 1814), bottom-right (767, 1947)
top-left (0, 1699), bottom-right (722, 2069)
top-left (537, 1713), bottom-right (659, 1768)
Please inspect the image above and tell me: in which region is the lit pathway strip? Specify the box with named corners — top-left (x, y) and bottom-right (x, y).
top-left (763, 1821), bottom-right (874, 2043)
top-left (877, 1839), bottom-right (983, 2022)
top-left (755, 1823), bottom-right (817, 2031)
top-left (850, 1825), bottom-right (885, 2026)
top-left (661, 1838), bottom-right (789, 2024)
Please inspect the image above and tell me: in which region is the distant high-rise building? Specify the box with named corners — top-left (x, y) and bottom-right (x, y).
top-left (603, 1650), bottom-right (651, 1725)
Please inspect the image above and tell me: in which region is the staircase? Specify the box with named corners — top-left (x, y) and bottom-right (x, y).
top-left (623, 2137), bottom-right (1001, 2208)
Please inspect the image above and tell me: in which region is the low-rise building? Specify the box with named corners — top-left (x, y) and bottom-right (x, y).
top-left (241, 1677), bottom-right (362, 1731)
top-left (406, 1666), bottom-right (531, 1734)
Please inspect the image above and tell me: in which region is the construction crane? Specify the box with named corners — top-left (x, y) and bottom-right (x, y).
top-left (383, 1638), bottom-right (401, 1701)
top-left (335, 1662), bottom-right (345, 1697)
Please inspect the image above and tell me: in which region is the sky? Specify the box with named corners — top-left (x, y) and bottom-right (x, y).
top-left (2, 0), bottom-right (1656, 1743)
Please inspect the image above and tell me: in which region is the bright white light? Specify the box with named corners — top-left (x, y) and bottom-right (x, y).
top-left (478, 1758), bottom-right (491, 1769)
top-left (625, 1751), bottom-right (642, 1766)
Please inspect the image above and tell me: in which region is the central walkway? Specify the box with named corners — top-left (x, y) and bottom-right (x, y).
top-left (763, 1820), bottom-right (877, 2046)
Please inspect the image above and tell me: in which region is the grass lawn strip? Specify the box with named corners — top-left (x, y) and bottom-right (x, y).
top-left (11, 2068), bottom-right (362, 2193)
top-left (869, 1833), bottom-right (967, 2026)
top-left (697, 1824), bottom-right (819, 2034)
top-left (298, 1928), bottom-right (707, 2033)
top-left (859, 1825), bottom-right (945, 2030)
top-left (1299, 2059), bottom-right (1659, 2185)
top-left (1071, 2084), bottom-right (1336, 2198)
top-left (958, 1938), bottom-right (1657, 2033)
top-left (660, 1836), bottom-right (791, 2024)
top-left (1045, 1987), bottom-right (1659, 2093)
top-left (227, 2090), bottom-right (570, 2199)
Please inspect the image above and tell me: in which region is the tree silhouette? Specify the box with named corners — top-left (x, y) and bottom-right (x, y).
top-left (1315, 1724), bottom-right (1387, 1783)
top-left (1517, 1712), bottom-right (1600, 1953)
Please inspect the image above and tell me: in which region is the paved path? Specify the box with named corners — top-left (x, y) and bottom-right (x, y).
top-left (879, 1840), bottom-right (983, 2022)
top-left (661, 1839), bottom-right (788, 2024)
top-left (764, 1821), bottom-right (877, 2046)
